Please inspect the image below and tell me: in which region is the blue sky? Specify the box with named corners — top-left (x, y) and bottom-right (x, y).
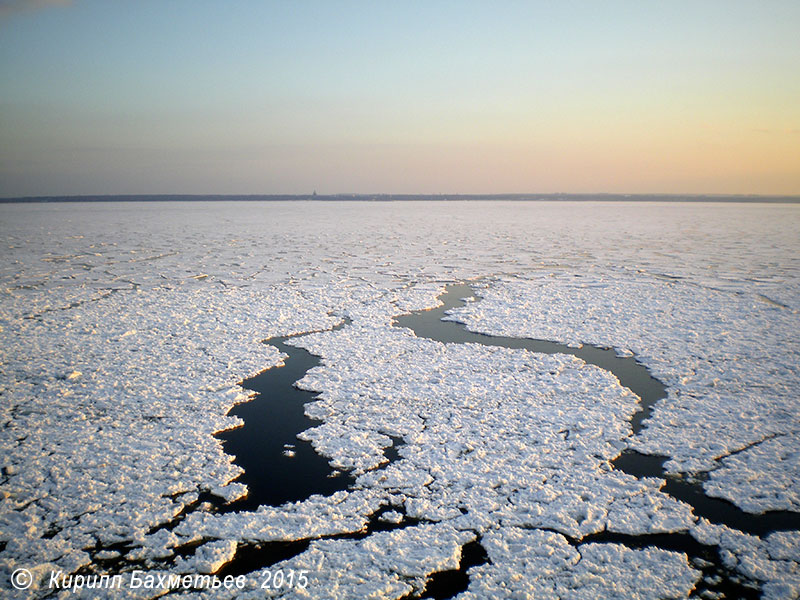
top-left (1, 0), bottom-right (799, 196)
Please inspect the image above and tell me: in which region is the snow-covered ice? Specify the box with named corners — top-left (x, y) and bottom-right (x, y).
top-left (1, 200), bottom-right (798, 598)
top-left (466, 527), bottom-right (699, 600)
top-left (447, 272), bottom-right (799, 503)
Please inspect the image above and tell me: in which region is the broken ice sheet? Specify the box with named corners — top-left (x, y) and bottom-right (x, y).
top-left (1, 201), bottom-right (798, 598)
top-left (449, 273), bottom-right (800, 512)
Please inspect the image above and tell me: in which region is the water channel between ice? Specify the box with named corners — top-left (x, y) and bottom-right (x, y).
top-left (217, 319), bottom-right (354, 511)
top-left (396, 284), bottom-right (800, 535)
top-left (394, 282), bottom-right (800, 599)
top-left (208, 281), bottom-right (800, 598)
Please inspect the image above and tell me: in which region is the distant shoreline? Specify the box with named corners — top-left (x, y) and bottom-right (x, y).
top-left (2, 194), bottom-right (799, 204)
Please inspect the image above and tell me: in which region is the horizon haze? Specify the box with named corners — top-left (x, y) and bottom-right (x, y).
top-left (1, 1), bottom-right (799, 197)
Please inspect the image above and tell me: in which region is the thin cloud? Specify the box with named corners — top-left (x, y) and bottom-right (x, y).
top-left (0, 0), bottom-right (72, 19)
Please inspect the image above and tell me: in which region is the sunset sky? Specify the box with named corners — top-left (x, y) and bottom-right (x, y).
top-left (1, 0), bottom-right (799, 196)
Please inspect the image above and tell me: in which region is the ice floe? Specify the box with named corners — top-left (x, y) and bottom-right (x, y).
top-left (447, 273), bottom-right (799, 512)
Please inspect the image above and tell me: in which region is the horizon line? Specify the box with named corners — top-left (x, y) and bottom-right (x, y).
top-left (2, 193), bottom-right (800, 204)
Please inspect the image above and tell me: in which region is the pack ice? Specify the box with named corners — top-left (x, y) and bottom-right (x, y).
top-left (0, 200), bottom-right (797, 598)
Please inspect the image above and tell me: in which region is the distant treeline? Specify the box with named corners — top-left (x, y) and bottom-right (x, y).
top-left (2, 194), bottom-right (799, 203)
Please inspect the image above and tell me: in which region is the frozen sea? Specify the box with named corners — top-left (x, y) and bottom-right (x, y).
top-left (1, 200), bottom-right (798, 599)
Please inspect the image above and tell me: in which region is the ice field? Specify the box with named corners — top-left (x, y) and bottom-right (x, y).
top-left (1, 200), bottom-right (798, 598)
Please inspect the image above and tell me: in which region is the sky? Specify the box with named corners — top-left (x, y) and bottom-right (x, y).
top-left (1, 0), bottom-right (799, 196)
